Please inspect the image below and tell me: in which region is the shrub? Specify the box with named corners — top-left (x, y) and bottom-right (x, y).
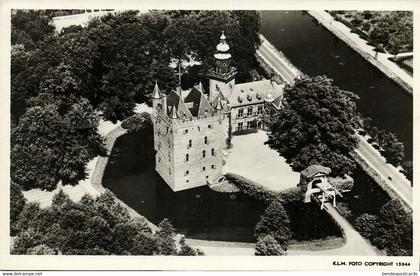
top-left (255, 235), bottom-right (286, 256)
top-left (121, 112), bottom-right (152, 133)
top-left (225, 173), bottom-right (277, 203)
top-left (354, 213), bottom-right (378, 239)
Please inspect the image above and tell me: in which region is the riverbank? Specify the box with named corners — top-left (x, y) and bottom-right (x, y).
top-left (307, 10), bottom-right (413, 95)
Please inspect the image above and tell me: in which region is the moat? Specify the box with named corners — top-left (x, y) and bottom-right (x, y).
top-left (102, 129), bottom-right (267, 242)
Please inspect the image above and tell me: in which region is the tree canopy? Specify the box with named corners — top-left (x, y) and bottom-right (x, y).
top-left (12, 190), bottom-right (202, 256)
top-left (11, 10), bottom-right (261, 124)
top-left (265, 75), bottom-right (360, 176)
top-left (11, 98), bottom-right (106, 191)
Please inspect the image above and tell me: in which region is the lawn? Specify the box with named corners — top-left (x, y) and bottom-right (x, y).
top-left (223, 131), bottom-right (300, 192)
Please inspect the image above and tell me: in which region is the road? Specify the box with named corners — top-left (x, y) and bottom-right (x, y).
top-left (355, 135), bottom-right (412, 207)
top-left (256, 37), bottom-right (298, 83)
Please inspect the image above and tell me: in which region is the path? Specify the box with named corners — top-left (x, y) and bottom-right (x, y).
top-left (256, 35), bottom-right (301, 83)
top-left (290, 202), bottom-right (379, 256)
top-left (307, 10), bottom-right (412, 94)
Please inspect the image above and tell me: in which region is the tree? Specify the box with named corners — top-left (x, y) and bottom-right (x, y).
top-left (10, 182), bottom-right (26, 235)
top-left (11, 100), bottom-right (106, 191)
top-left (265, 75), bottom-right (360, 176)
top-left (255, 235), bottom-right (286, 256)
top-left (156, 218), bottom-right (177, 255)
top-left (255, 199), bottom-right (291, 250)
top-left (376, 200), bottom-right (412, 256)
top-left (381, 133), bottom-right (404, 166)
top-left (11, 10), bottom-right (55, 49)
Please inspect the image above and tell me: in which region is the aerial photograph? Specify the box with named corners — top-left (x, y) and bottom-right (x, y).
top-left (9, 9), bottom-right (413, 258)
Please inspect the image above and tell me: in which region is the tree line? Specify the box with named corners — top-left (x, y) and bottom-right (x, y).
top-left (10, 183), bottom-right (203, 255)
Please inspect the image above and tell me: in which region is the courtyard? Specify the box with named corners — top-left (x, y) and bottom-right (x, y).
top-left (223, 131), bottom-right (300, 192)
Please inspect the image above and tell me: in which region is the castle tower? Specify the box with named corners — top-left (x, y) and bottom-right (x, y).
top-left (207, 31), bottom-right (237, 101)
top-left (152, 82), bottom-right (226, 192)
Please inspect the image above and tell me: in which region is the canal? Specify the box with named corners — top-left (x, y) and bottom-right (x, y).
top-left (260, 11), bottom-right (413, 161)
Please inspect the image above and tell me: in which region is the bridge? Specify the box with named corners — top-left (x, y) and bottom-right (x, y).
top-left (256, 35), bottom-right (412, 210)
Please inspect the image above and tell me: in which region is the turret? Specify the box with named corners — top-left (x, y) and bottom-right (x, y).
top-left (207, 31), bottom-right (237, 101)
top-left (169, 105), bottom-right (178, 119)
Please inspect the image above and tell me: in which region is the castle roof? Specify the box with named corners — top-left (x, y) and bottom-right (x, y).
top-left (184, 86), bottom-right (215, 117)
top-left (152, 82), bottom-right (161, 99)
top-left (271, 94), bottom-right (283, 110)
top-left (301, 165), bottom-right (331, 179)
top-left (166, 90), bottom-right (194, 120)
top-left (227, 80), bottom-right (284, 108)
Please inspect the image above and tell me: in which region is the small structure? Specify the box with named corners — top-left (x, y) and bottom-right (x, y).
top-left (300, 165), bottom-right (343, 210)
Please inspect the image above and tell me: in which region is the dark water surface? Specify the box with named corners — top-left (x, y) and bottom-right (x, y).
top-left (102, 130), bottom-right (267, 242)
top-left (261, 11), bottom-right (413, 160)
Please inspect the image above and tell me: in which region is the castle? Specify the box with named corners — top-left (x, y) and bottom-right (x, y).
top-left (152, 32), bottom-right (284, 191)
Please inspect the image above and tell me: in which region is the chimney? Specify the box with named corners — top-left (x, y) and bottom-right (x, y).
top-left (162, 93), bottom-right (167, 116)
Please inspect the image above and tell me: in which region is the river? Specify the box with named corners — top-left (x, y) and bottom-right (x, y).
top-left (260, 11), bottom-right (413, 161)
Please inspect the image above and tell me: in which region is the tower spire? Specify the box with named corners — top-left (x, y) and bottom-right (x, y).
top-left (169, 105), bottom-right (178, 119)
top-left (152, 81), bottom-right (161, 99)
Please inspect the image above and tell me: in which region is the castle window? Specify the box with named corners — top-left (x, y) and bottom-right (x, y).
top-left (185, 154), bottom-right (189, 162)
top-left (188, 139), bottom-right (192, 149)
top-left (158, 157), bottom-right (161, 163)
top-left (202, 150), bottom-right (206, 158)
top-left (211, 164), bottom-right (215, 169)
top-left (237, 122), bottom-right (243, 131)
top-left (204, 136), bottom-right (208, 144)
top-left (202, 166), bottom-right (206, 171)
top-left (258, 105), bottom-right (263, 115)
top-left (238, 109), bottom-right (243, 118)
top-left (186, 180), bottom-right (189, 183)
top-left (169, 168), bottom-right (171, 175)
top-left (211, 148), bottom-right (215, 156)
top-left (208, 124), bottom-right (212, 129)
top-left (183, 129), bottom-right (188, 134)
top-left (185, 170), bottom-right (189, 176)
top-left (247, 107), bottom-right (253, 117)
